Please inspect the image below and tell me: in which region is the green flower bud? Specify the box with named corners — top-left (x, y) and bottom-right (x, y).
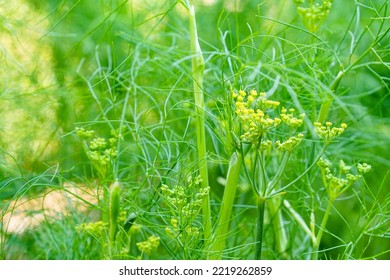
top-left (136, 235), bottom-right (160, 255)
top-left (357, 163), bottom-right (372, 174)
top-left (109, 181), bottom-right (121, 243)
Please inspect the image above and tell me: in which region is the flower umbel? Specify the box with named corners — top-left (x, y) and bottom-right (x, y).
top-left (136, 235), bottom-right (160, 255)
top-left (161, 175), bottom-right (209, 219)
top-left (75, 127), bottom-right (120, 178)
top-left (275, 134), bottom-right (305, 152)
top-left (314, 122), bottom-right (347, 144)
top-left (162, 175), bottom-right (207, 251)
top-left (317, 158), bottom-right (371, 200)
top-left (280, 107), bottom-right (305, 128)
top-left (233, 90), bottom-right (280, 144)
top-left (294, 0), bottom-right (334, 33)
top-left (357, 163), bottom-right (372, 174)
top-left (233, 89), bottom-right (304, 146)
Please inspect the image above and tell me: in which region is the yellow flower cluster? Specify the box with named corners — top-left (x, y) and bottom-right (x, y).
top-left (89, 137), bottom-right (107, 150)
top-left (294, 0), bottom-right (334, 33)
top-left (357, 163), bottom-right (372, 174)
top-left (233, 90), bottom-right (281, 144)
top-left (314, 122), bottom-right (347, 144)
top-left (275, 134), bottom-right (304, 152)
top-left (232, 89), bottom-right (305, 153)
top-left (76, 221), bottom-right (108, 238)
top-left (75, 127), bottom-right (94, 138)
top-left (161, 177), bottom-right (209, 218)
top-left (76, 210), bottom-right (137, 237)
top-left (280, 108), bottom-right (305, 128)
top-left (339, 160), bottom-right (351, 174)
top-left (162, 175), bottom-right (208, 241)
top-left (136, 235), bottom-right (160, 255)
top-left (76, 127), bottom-right (120, 177)
top-left (317, 157), bottom-right (370, 200)
top-left (165, 218), bottom-right (200, 240)
top-left (260, 140), bottom-right (272, 154)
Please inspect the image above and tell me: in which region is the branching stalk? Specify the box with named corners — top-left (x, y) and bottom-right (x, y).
top-left (267, 195), bottom-right (288, 258)
top-left (266, 152), bottom-right (290, 194)
top-left (312, 199), bottom-right (333, 260)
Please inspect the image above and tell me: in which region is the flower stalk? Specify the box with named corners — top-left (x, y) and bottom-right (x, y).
top-left (311, 198), bottom-right (333, 260)
top-left (229, 88), bottom-right (307, 259)
top-left (310, 157), bottom-right (371, 259)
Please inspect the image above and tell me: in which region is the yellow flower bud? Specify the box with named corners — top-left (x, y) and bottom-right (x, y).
top-left (250, 89), bottom-right (258, 97)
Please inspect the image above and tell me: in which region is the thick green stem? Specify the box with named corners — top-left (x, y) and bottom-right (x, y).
top-left (267, 195), bottom-right (288, 259)
top-left (265, 153), bottom-right (290, 259)
top-left (210, 152), bottom-right (242, 259)
top-left (255, 197), bottom-right (266, 260)
top-left (188, 5), bottom-right (212, 246)
top-left (312, 199), bottom-right (333, 260)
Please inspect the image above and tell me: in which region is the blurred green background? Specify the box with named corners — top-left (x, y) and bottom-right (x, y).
top-left (0, 0), bottom-right (389, 259)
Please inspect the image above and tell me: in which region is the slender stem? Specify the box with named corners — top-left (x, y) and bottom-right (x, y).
top-left (258, 151), bottom-right (267, 196)
top-left (284, 200), bottom-right (313, 239)
top-left (255, 197), bottom-right (266, 260)
top-left (210, 152), bottom-right (242, 259)
top-left (274, 145), bottom-right (328, 195)
top-left (188, 4), bottom-right (212, 248)
top-left (241, 144), bottom-right (255, 190)
top-left (312, 199), bottom-right (333, 260)
top-left (252, 140), bottom-right (262, 193)
top-left (317, 70), bottom-right (344, 123)
top-left (266, 152), bottom-right (290, 194)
